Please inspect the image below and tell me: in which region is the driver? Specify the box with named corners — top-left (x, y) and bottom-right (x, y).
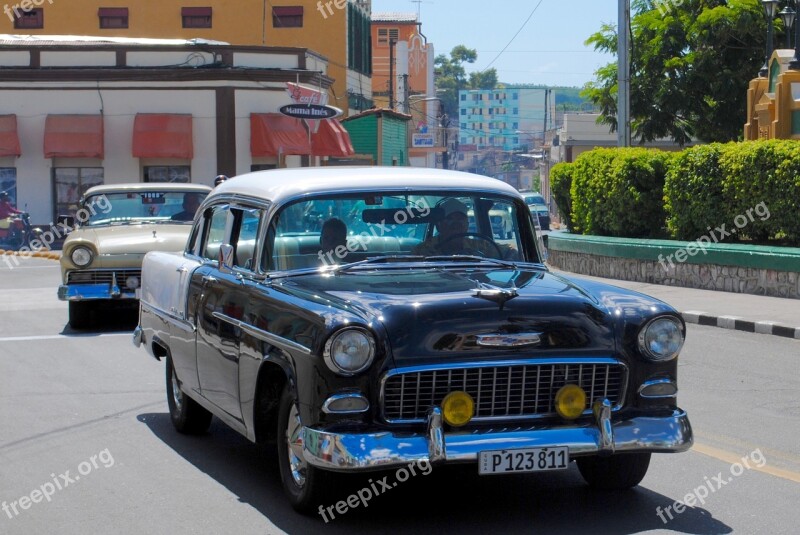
top-left (412, 198), bottom-right (471, 256)
top-left (171, 193), bottom-right (202, 222)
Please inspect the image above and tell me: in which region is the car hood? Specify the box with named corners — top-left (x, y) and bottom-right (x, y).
top-left (65, 224), bottom-right (192, 255)
top-left (277, 266), bottom-right (622, 364)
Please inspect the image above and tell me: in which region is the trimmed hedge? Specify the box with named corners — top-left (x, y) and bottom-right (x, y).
top-left (569, 148), bottom-right (671, 238)
top-left (558, 140), bottom-right (800, 246)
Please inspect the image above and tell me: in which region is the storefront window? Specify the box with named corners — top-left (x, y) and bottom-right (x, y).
top-left (53, 168), bottom-right (104, 221)
top-left (0, 168), bottom-right (17, 205)
top-left (144, 166), bottom-right (191, 183)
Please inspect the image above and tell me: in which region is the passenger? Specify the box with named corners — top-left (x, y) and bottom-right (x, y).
top-left (171, 193), bottom-right (202, 222)
top-left (319, 217), bottom-right (348, 265)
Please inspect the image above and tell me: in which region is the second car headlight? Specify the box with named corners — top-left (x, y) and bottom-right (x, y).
top-left (70, 246), bottom-right (94, 268)
top-left (638, 316), bottom-right (684, 361)
top-left (324, 328), bottom-right (376, 376)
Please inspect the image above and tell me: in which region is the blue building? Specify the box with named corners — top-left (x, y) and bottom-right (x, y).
top-left (458, 87), bottom-right (548, 151)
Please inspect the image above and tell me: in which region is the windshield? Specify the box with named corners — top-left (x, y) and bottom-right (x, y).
top-left (83, 191), bottom-right (209, 226)
top-left (266, 192), bottom-right (537, 271)
top-left (525, 194), bottom-right (546, 205)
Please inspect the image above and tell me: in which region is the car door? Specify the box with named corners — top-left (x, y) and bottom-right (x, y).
top-left (191, 203), bottom-right (246, 422)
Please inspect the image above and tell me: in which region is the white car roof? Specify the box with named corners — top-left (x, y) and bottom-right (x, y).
top-left (83, 183), bottom-right (212, 197)
top-left (212, 167), bottom-right (522, 207)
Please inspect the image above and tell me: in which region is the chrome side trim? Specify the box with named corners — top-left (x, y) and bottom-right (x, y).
top-left (379, 357), bottom-right (629, 424)
top-left (214, 312), bottom-right (312, 356)
top-left (140, 300), bottom-right (196, 333)
top-left (301, 409), bottom-right (693, 471)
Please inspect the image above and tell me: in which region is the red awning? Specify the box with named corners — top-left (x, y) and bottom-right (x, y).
top-left (250, 113), bottom-right (310, 157)
top-left (311, 119), bottom-right (355, 157)
top-left (44, 115), bottom-right (104, 159)
top-left (132, 114), bottom-right (193, 159)
top-left (0, 115), bottom-right (21, 157)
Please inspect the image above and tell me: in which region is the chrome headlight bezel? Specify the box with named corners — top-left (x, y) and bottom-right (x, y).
top-left (323, 327), bottom-right (376, 376)
top-left (637, 316), bottom-right (684, 362)
top-left (70, 246), bottom-right (94, 268)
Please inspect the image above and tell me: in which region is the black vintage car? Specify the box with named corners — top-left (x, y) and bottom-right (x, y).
top-left (134, 167), bottom-right (692, 513)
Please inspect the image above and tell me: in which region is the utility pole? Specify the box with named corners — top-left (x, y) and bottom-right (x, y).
top-left (617, 0), bottom-right (631, 147)
top-left (388, 38), bottom-right (397, 110)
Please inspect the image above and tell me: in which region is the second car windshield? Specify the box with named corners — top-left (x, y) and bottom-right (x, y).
top-left (83, 191), bottom-right (208, 225)
top-left (268, 193), bottom-right (529, 271)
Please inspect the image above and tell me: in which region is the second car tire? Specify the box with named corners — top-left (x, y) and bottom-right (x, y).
top-left (576, 452), bottom-right (651, 490)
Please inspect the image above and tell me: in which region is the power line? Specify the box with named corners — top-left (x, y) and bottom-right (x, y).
top-left (479, 0), bottom-right (545, 72)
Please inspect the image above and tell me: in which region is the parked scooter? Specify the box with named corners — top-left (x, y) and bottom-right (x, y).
top-left (0, 212), bottom-right (44, 251)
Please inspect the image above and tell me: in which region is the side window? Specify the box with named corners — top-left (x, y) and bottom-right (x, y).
top-left (186, 217), bottom-right (205, 256)
top-left (233, 208), bottom-right (261, 270)
top-left (202, 205), bottom-right (230, 261)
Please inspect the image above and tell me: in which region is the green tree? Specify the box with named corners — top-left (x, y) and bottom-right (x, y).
top-left (582, 0), bottom-right (769, 144)
top-left (434, 46), bottom-right (497, 118)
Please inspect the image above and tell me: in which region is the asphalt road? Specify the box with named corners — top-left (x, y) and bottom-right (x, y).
top-left (1, 256), bottom-right (798, 535)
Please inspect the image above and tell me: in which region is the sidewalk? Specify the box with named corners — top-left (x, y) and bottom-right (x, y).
top-left (552, 270), bottom-right (800, 340)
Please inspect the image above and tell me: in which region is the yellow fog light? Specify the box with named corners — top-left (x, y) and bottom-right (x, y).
top-left (555, 384), bottom-right (587, 420)
top-left (442, 391), bottom-right (474, 427)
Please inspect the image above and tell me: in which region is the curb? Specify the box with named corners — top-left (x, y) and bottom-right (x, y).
top-left (682, 310), bottom-right (800, 340)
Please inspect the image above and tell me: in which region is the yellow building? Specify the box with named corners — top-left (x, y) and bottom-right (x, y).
top-left (0, 0), bottom-right (373, 116)
top-left (745, 49), bottom-right (800, 140)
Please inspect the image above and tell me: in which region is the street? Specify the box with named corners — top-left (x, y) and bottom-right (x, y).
top-left (1, 256), bottom-right (798, 535)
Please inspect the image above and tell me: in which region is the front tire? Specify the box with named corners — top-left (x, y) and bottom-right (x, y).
top-left (277, 386), bottom-right (332, 513)
top-left (577, 452), bottom-right (651, 490)
top-left (68, 301), bottom-right (92, 329)
top-left (166, 355), bottom-right (212, 434)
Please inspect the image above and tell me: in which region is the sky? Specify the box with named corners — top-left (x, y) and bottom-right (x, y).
top-left (371, 0), bottom-right (618, 88)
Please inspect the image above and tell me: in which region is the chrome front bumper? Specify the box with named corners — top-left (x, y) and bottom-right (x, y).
top-left (58, 283), bottom-right (138, 301)
top-left (302, 404), bottom-right (693, 472)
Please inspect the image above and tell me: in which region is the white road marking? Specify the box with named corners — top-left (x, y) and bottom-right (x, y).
top-left (0, 333), bottom-right (131, 342)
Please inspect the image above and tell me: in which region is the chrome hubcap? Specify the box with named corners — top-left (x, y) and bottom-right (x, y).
top-left (171, 369), bottom-right (183, 412)
top-left (285, 403), bottom-right (307, 487)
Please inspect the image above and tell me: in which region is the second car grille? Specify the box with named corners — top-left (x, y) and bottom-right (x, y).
top-left (67, 269), bottom-right (141, 286)
top-left (382, 361), bottom-right (627, 423)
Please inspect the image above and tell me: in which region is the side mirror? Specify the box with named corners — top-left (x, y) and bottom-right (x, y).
top-left (218, 243), bottom-right (234, 274)
top-left (57, 215), bottom-right (76, 231)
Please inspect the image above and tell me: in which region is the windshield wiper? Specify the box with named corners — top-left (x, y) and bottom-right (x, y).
top-left (331, 255), bottom-right (426, 273)
top-left (423, 255), bottom-right (518, 269)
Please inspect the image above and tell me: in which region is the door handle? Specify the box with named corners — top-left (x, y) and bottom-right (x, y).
top-left (202, 275), bottom-right (217, 285)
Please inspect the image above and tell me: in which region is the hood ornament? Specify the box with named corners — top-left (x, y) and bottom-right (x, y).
top-left (477, 332), bottom-right (542, 348)
top-left (473, 282), bottom-right (518, 309)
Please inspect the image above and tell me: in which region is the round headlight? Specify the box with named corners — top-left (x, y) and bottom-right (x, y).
top-left (70, 246), bottom-right (93, 267)
top-left (638, 317), bottom-right (684, 361)
top-left (324, 328), bottom-right (376, 376)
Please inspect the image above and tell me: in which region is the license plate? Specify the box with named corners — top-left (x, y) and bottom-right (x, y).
top-left (479, 446), bottom-right (569, 475)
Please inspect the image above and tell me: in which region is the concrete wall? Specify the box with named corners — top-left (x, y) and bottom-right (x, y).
top-left (547, 234), bottom-right (800, 299)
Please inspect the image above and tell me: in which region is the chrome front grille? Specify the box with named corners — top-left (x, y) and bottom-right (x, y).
top-left (381, 360), bottom-right (627, 423)
top-left (67, 269), bottom-right (141, 286)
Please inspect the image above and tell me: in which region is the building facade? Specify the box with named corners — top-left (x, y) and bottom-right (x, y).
top-left (0, 0), bottom-right (373, 117)
top-left (370, 12), bottom-right (437, 168)
top-left (458, 87), bottom-right (548, 152)
top-left (0, 37), bottom-right (356, 225)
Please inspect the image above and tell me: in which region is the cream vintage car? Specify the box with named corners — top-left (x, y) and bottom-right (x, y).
top-left (58, 182), bottom-right (211, 328)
